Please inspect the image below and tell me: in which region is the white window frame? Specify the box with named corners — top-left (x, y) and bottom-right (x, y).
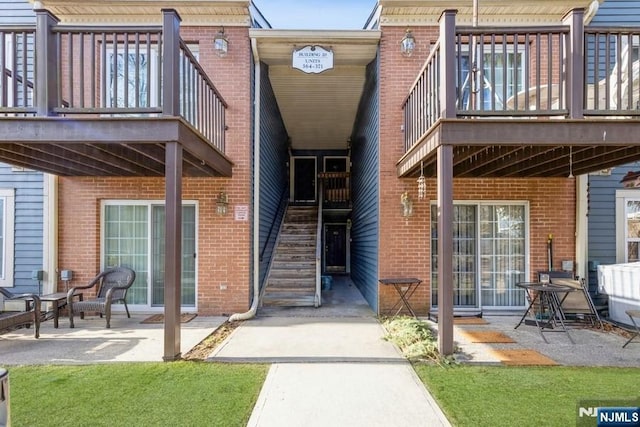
top-left (0, 189), bottom-right (15, 287)
top-left (458, 44), bottom-right (526, 110)
top-left (615, 189), bottom-right (640, 263)
top-left (104, 45), bottom-right (160, 110)
top-left (100, 199), bottom-right (198, 312)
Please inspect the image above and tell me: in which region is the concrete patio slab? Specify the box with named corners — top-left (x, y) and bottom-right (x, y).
top-left (0, 314), bottom-right (226, 364)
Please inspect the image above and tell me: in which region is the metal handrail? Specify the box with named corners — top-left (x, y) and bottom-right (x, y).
top-left (315, 180), bottom-right (323, 308)
top-left (260, 186), bottom-right (289, 262)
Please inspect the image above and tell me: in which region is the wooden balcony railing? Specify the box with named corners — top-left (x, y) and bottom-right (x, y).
top-left (319, 172), bottom-right (351, 206)
top-left (403, 9), bottom-right (640, 154)
top-left (0, 28), bottom-right (36, 116)
top-left (0, 9), bottom-right (227, 153)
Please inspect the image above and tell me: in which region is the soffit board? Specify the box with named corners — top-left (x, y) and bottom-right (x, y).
top-left (251, 30), bottom-right (381, 150)
top-left (378, 0), bottom-right (600, 26)
top-left (32, 0), bottom-right (251, 25)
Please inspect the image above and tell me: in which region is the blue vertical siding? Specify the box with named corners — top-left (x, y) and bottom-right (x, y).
top-left (586, 0), bottom-right (640, 83)
top-left (586, 0), bottom-right (640, 289)
top-left (0, 0), bottom-right (35, 25)
top-left (588, 165), bottom-right (638, 266)
top-left (590, 0), bottom-right (640, 25)
top-left (0, 164), bottom-right (43, 294)
top-left (0, 2), bottom-right (42, 294)
top-left (258, 63), bottom-right (289, 291)
top-left (350, 57), bottom-right (380, 312)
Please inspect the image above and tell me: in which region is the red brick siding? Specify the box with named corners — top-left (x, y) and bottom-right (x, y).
top-left (58, 26), bottom-right (253, 316)
top-left (378, 26), bottom-right (576, 315)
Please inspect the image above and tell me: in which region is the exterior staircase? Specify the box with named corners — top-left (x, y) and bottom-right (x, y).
top-left (262, 205), bottom-right (320, 307)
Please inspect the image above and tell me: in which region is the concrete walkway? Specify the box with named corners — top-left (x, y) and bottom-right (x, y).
top-left (209, 277), bottom-right (451, 427)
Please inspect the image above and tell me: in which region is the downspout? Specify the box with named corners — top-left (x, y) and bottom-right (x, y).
top-left (43, 174), bottom-right (58, 295)
top-left (229, 37), bottom-right (261, 322)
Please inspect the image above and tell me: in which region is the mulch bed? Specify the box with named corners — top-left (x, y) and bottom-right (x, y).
top-left (183, 320), bottom-right (242, 361)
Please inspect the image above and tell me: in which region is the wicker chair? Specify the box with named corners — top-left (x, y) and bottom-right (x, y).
top-left (0, 288), bottom-right (41, 338)
top-left (67, 267), bottom-right (136, 328)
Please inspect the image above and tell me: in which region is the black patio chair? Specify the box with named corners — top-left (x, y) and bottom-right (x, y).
top-left (67, 267), bottom-right (136, 328)
top-left (0, 288), bottom-right (41, 338)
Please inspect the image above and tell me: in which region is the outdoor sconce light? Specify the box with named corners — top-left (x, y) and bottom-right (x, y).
top-left (400, 29), bottom-right (416, 57)
top-left (401, 191), bottom-right (414, 218)
top-left (214, 27), bottom-right (228, 57)
top-left (216, 192), bottom-right (229, 215)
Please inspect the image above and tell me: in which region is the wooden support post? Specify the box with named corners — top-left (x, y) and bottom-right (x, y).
top-left (437, 9), bottom-right (457, 356)
top-left (162, 9), bottom-right (183, 361)
top-left (35, 10), bottom-right (59, 116)
top-left (164, 142), bottom-right (183, 361)
top-left (564, 8), bottom-right (584, 119)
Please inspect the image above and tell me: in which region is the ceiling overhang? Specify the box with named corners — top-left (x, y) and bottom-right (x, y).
top-left (250, 29), bottom-right (381, 150)
top-left (377, 0), bottom-right (601, 26)
top-left (31, 0), bottom-right (251, 26)
top-left (397, 119), bottom-right (640, 178)
top-left (0, 117), bottom-right (233, 177)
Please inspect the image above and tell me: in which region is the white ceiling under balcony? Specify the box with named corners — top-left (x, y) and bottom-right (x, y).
top-left (377, 0), bottom-right (601, 26)
top-left (250, 29), bottom-right (381, 150)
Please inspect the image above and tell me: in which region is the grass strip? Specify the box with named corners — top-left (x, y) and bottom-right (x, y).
top-left (8, 362), bottom-right (268, 427)
top-left (414, 364), bottom-right (640, 427)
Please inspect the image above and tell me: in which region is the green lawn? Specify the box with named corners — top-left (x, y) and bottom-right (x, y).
top-left (8, 362), bottom-right (268, 427)
top-left (415, 364), bottom-right (640, 427)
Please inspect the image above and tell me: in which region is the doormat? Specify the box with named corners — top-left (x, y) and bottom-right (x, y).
top-left (454, 317), bottom-right (489, 325)
top-left (491, 349), bottom-right (558, 366)
top-left (140, 314), bottom-right (197, 324)
top-left (459, 330), bottom-right (515, 343)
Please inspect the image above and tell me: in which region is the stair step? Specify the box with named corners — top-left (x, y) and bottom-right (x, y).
top-left (267, 273), bottom-right (316, 288)
top-left (261, 205), bottom-right (319, 308)
top-left (271, 261), bottom-right (316, 269)
top-left (262, 293), bottom-right (316, 307)
top-left (266, 277), bottom-right (316, 286)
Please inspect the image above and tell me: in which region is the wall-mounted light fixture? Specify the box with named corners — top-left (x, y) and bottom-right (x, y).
top-left (400, 29), bottom-right (416, 57)
top-left (214, 27), bottom-right (228, 57)
top-left (216, 192), bottom-right (229, 215)
top-left (401, 191), bottom-right (413, 218)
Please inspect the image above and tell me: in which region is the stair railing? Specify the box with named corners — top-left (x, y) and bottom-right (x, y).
top-left (260, 186), bottom-right (289, 262)
top-left (315, 180), bottom-right (323, 307)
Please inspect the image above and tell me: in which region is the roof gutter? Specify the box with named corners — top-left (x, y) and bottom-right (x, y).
top-left (229, 37), bottom-right (261, 322)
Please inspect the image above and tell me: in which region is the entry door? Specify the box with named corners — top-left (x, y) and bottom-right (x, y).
top-left (325, 224), bottom-right (346, 273)
top-left (293, 157), bottom-right (316, 202)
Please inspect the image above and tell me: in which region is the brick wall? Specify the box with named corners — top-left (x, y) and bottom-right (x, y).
top-left (378, 26), bottom-right (576, 315)
top-left (58, 26), bottom-right (253, 316)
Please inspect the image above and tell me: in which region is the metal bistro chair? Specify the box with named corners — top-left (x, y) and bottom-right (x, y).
top-left (623, 310), bottom-right (640, 348)
top-left (67, 267), bottom-right (136, 328)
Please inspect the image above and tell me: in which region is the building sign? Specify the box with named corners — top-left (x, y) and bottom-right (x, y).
top-left (292, 45), bottom-right (333, 74)
top-left (234, 205), bottom-right (249, 221)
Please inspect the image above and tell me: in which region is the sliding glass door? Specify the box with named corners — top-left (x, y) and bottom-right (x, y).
top-left (103, 202), bottom-right (197, 309)
top-left (431, 202), bottom-right (528, 309)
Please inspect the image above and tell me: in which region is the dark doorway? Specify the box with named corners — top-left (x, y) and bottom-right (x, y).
top-left (293, 157), bottom-right (316, 202)
top-left (324, 157), bottom-right (347, 173)
top-left (325, 224), bottom-right (347, 273)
